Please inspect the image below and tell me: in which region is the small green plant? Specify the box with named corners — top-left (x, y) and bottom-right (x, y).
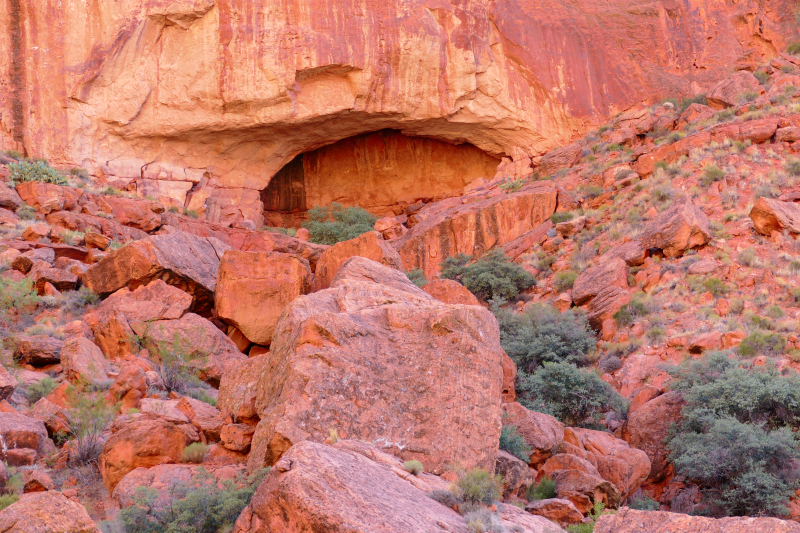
top-left (180, 442), bottom-right (208, 464)
top-left (3, 150), bottom-right (21, 160)
top-left (553, 271), bottom-right (578, 292)
top-left (406, 268), bottom-right (427, 288)
top-left (550, 211), bottom-right (574, 224)
top-left (66, 388), bottom-right (116, 465)
top-left (785, 158), bottom-right (800, 177)
top-left (613, 298), bottom-right (649, 327)
top-left (26, 377), bottom-right (57, 404)
top-left (702, 277), bottom-right (729, 297)
top-left (738, 248), bottom-right (757, 267)
top-left (302, 203), bottom-right (377, 245)
top-left (582, 185), bottom-right (603, 199)
top-left (567, 502), bottom-right (605, 533)
top-left (183, 209), bottom-right (199, 219)
top-left (787, 42), bottom-right (800, 55)
top-left (500, 178), bottom-right (525, 193)
top-left (754, 71), bottom-right (770, 85)
top-left (0, 494), bottom-right (19, 511)
top-left (499, 424), bottom-right (532, 462)
top-left (0, 278), bottom-right (40, 318)
top-left (7, 160), bottom-right (66, 186)
top-left (14, 203), bottom-right (36, 221)
top-left (456, 468), bottom-right (502, 505)
top-left (629, 494), bottom-right (660, 511)
top-left (526, 476), bottom-right (556, 501)
top-left (700, 165), bottom-right (725, 188)
top-left (60, 286), bottom-right (99, 315)
top-left (403, 460), bottom-right (424, 476)
top-left (765, 305), bottom-right (785, 320)
top-left (738, 90), bottom-right (759, 104)
top-left (427, 489), bottom-right (459, 508)
top-left (441, 250), bottom-right (535, 301)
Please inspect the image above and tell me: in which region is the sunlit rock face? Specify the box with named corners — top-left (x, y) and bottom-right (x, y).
top-left (0, 0), bottom-right (793, 225)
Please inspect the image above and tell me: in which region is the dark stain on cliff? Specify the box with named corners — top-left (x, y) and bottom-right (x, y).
top-left (9, 0), bottom-right (25, 152)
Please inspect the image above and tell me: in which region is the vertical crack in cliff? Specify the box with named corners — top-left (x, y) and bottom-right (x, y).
top-left (9, 0), bottom-right (25, 153)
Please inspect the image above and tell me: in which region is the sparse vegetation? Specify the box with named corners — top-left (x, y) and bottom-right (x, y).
top-left (180, 442), bottom-right (208, 464)
top-left (526, 477), bottom-right (556, 501)
top-left (406, 268), bottom-right (427, 288)
top-left (737, 331), bottom-right (785, 357)
top-left (403, 460), bottom-right (424, 476)
top-left (26, 377), bottom-right (58, 404)
top-left (302, 203), bottom-right (377, 245)
top-left (66, 387), bottom-right (116, 466)
top-left (7, 160), bottom-right (67, 186)
top-left (456, 468), bottom-right (502, 505)
top-left (499, 424), bottom-right (531, 462)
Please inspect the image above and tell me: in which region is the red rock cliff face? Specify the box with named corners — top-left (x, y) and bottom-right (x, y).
top-left (0, 0), bottom-right (794, 225)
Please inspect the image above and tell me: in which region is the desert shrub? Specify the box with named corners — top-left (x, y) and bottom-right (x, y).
top-left (499, 424), bottom-right (532, 462)
top-left (182, 209), bottom-right (199, 219)
top-left (567, 502), bottom-right (605, 533)
top-left (495, 304), bottom-right (595, 373)
top-left (60, 286), bottom-right (98, 315)
top-left (500, 178), bottom-right (525, 192)
top-left (582, 185), bottom-right (603, 198)
top-left (597, 354), bottom-right (623, 373)
top-left (737, 247), bottom-right (757, 266)
top-left (550, 212), bottom-right (574, 224)
top-left (737, 330), bottom-right (785, 357)
top-left (519, 361), bottom-right (627, 426)
top-left (463, 507), bottom-right (504, 533)
top-left (612, 294), bottom-right (650, 327)
top-left (66, 388), bottom-right (116, 465)
top-left (302, 203), bottom-right (377, 245)
top-left (180, 442), bottom-right (208, 464)
top-left (120, 467), bottom-right (269, 533)
top-left (765, 305), bottom-right (785, 320)
top-left (629, 494), bottom-right (660, 511)
top-left (427, 489), bottom-right (459, 508)
top-left (406, 268), bottom-right (427, 288)
top-left (141, 333), bottom-right (207, 395)
top-left (185, 388), bottom-right (217, 407)
top-left (700, 165), bottom-right (725, 188)
top-left (7, 160), bottom-right (66, 186)
top-left (702, 277), bottom-right (729, 297)
top-left (456, 468), bottom-right (502, 505)
top-left (441, 250), bottom-right (535, 301)
top-left (527, 477), bottom-right (556, 501)
top-left (754, 70), bottom-right (770, 85)
top-left (666, 353), bottom-right (800, 516)
top-left (646, 326), bottom-right (665, 344)
top-left (0, 278), bottom-right (40, 317)
top-left (785, 158), bottom-right (800, 177)
top-left (0, 494), bottom-right (18, 511)
top-left (553, 271), bottom-right (578, 292)
top-left (15, 203), bottom-right (36, 221)
top-left (26, 377), bottom-right (57, 404)
top-left (403, 460), bottom-right (424, 476)
top-left (787, 42), bottom-right (800, 55)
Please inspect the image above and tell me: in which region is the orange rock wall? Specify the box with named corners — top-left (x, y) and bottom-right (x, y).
top-left (303, 130), bottom-right (499, 215)
top-left (0, 0), bottom-right (795, 225)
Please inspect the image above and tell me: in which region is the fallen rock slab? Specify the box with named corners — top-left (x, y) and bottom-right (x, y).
top-left (0, 490), bottom-right (101, 533)
top-left (595, 507), bottom-right (800, 532)
top-left (749, 197), bottom-right (800, 236)
top-left (640, 197), bottom-right (710, 257)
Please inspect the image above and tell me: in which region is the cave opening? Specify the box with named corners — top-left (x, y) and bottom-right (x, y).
top-left (261, 129), bottom-right (500, 228)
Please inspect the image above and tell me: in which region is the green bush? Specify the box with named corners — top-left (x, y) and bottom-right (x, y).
top-left (26, 377), bottom-right (57, 404)
top-left (612, 299), bottom-right (648, 327)
top-left (403, 460), bottom-right (424, 476)
top-left (440, 250), bottom-right (534, 301)
top-left (7, 160), bottom-right (66, 186)
top-left (406, 268), bottom-right (427, 288)
top-left (140, 332), bottom-right (208, 395)
top-left (526, 477), bottom-right (556, 501)
top-left (553, 271), bottom-right (578, 292)
top-left (702, 277), bottom-right (729, 297)
top-left (302, 203), bottom-right (377, 245)
top-left (765, 305), bottom-right (785, 320)
top-left (0, 494), bottom-right (18, 511)
top-left (785, 158), bottom-right (800, 177)
top-left (629, 494), bottom-right (660, 511)
top-left (463, 508), bottom-right (504, 533)
top-left (787, 42), bottom-right (800, 55)
top-left (0, 278), bottom-right (40, 317)
top-left (499, 424), bottom-right (532, 462)
top-left (666, 353), bottom-right (800, 516)
top-left (737, 330), bottom-right (785, 357)
top-left (15, 203), bottom-right (36, 221)
top-left (456, 468), bottom-right (502, 505)
top-left (754, 71), bottom-right (770, 85)
top-left (550, 212), bottom-right (574, 224)
top-left (519, 361), bottom-right (627, 426)
top-left (120, 467), bottom-right (269, 533)
top-left (66, 388), bottom-right (116, 465)
top-left (180, 442), bottom-right (208, 464)
top-left (496, 304), bottom-right (595, 374)
top-left (700, 165), bottom-right (725, 188)
top-left (60, 287), bottom-right (99, 315)
top-left (567, 502), bottom-right (605, 533)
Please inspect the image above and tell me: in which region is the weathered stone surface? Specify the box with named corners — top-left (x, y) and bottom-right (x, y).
top-left (84, 231), bottom-right (229, 314)
top-left (84, 279), bottom-right (192, 360)
top-left (553, 468), bottom-right (621, 514)
top-left (707, 70), bottom-right (764, 109)
top-left (0, 491), bottom-right (101, 533)
top-left (0, 182), bottom-right (22, 209)
top-left (422, 279), bottom-right (481, 306)
top-left (525, 498), bottom-right (584, 524)
top-left (0, 365), bottom-right (16, 402)
top-left (248, 257), bottom-right (505, 474)
top-left (13, 335), bottom-right (62, 366)
top-left (393, 184), bottom-right (558, 278)
top-left (587, 286), bottom-right (631, 331)
top-left (640, 197), bottom-right (710, 257)
top-left (538, 143), bottom-right (583, 176)
top-left (31, 267), bottom-right (78, 294)
top-left (11, 248), bottom-right (54, 274)
top-left (29, 397), bottom-right (71, 436)
top-left (218, 354), bottom-right (270, 424)
top-left (46, 210), bottom-right (148, 243)
top-left (21, 468), bottom-right (55, 492)
top-left (313, 231), bottom-right (404, 291)
top-left (98, 417), bottom-right (188, 492)
top-left (15, 182), bottom-right (82, 214)
top-left (621, 391), bottom-right (685, 483)
top-left (496, 450), bottom-right (534, 499)
top-left (234, 441), bottom-right (467, 533)
top-left (139, 313), bottom-right (247, 387)
top-left (221, 423), bottom-right (256, 453)
top-left (0, 412), bottom-right (49, 465)
top-left (595, 507), bottom-right (800, 533)
top-left (177, 396), bottom-right (225, 441)
top-left (215, 251), bottom-right (311, 346)
top-left (572, 258), bottom-right (628, 307)
top-left (750, 197), bottom-right (800, 235)
top-left (502, 402), bottom-right (565, 467)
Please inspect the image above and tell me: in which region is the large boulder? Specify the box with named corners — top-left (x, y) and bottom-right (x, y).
top-left (749, 197), bottom-right (800, 236)
top-left (0, 491), bottom-right (101, 533)
top-left (215, 251), bottom-right (311, 346)
top-left (422, 278), bottom-right (481, 306)
top-left (139, 313), bottom-right (247, 387)
top-left (571, 258), bottom-right (628, 306)
top-left (552, 468), bottom-right (620, 514)
top-left (0, 412), bottom-right (50, 466)
top-left (14, 182), bottom-right (82, 214)
top-left (312, 231), bottom-right (404, 291)
top-left (707, 70), bottom-right (764, 109)
top-left (98, 416), bottom-right (188, 492)
top-left (84, 279), bottom-right (192, 360)
top-left (13, 335), bottom-right (62, 366)
top-left (234, 440), bottom-right (562, 533)
top-left (639, 197), bottom-right (710, 257)
top-left (248, 257), bottom-right (506, 474)
top-left (218, 354), bottom-right (271, 424)
top-left (621, 391), bottom-right (685, 483)
top-left (501, 402), bottom-right (565, 467)
top-left (83, 231), bottom-right (229, 314)
top-left (595, 508), bottom-right (800, 532)
top-left (60, 336), bottom-right (113, 385)
top-left (393, 183), bottom-right (557, 278)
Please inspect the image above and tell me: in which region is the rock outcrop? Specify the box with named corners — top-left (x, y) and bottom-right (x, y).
top-left (750, 197), bottom-right (800, 235)
top-left (248, 257), bottom-right (506, 473)
top-left (312, 231), bottom-right (403, 291)
top-left (595, 508), bottom-right (800, 532)
top-left (0, 491), bottom-right (101, 533)
top-left (621, 391), bottom-right (685, 483)
top-left (639, 197), bottom-right (711, 257)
